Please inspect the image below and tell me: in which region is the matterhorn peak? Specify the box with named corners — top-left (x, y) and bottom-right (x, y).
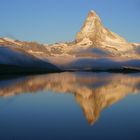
top-left (76, 10), bottom-right (132, 51)
top-left (76, 10), bottom-right (102, 43)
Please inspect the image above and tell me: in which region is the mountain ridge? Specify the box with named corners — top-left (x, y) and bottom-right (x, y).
top-left (0, 10), bottom-right (139, 58)
top-left (0, 10), bottom-right (140, 72)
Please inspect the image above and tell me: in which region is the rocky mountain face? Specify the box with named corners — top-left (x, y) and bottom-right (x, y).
top-left (76, 11), bottom-right (133, 51)
top-left (0, 38), bottom-right (51, 57)
top-left (0, 39), bottom-right (60, 74)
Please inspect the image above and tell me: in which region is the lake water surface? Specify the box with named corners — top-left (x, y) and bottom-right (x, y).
top-left (0, 72), bottom-right (140, 140)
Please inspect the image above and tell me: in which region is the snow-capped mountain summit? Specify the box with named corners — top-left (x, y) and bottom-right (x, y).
top-left (76, 10), bottom-right (135, 53)
top-left (76, 10), bottom-right (127, 44)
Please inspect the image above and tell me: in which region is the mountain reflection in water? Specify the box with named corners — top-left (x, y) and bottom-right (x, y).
top-left (0, 72), bottom-right (140, 125)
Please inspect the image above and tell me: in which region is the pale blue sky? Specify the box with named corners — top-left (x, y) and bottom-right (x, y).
top-left (0, 0), bottom-right (139, 44)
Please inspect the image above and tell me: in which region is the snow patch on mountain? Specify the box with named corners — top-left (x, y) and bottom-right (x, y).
top-left (2, 37), bottom-right (22, 46)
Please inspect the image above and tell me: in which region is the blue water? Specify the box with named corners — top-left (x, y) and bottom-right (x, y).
top-left (0, 72), bottom-right (140, 140)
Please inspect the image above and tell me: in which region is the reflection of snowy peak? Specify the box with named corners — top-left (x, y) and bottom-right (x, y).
top-left (0, 72), bottom-right (140, 124)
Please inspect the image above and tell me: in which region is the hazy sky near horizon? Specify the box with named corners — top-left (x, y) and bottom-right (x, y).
top-left (0, 0), bottom-right (140, 44)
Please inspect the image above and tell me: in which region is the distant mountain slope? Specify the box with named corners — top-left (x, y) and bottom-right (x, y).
top-left (0, 46), bottom-right (60, 74)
